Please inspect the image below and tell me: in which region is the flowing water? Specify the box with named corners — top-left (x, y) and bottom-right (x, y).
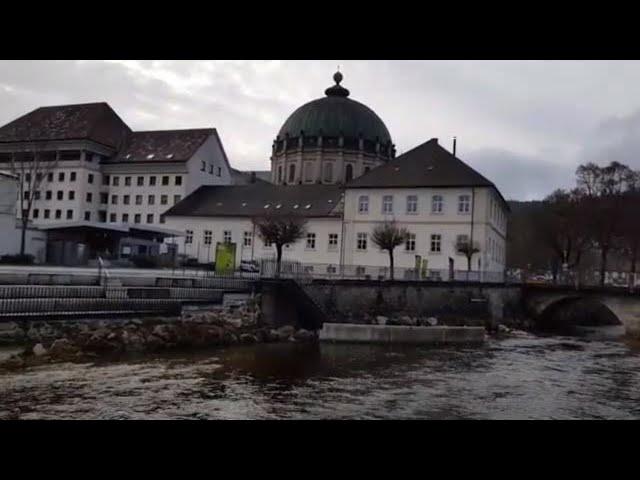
top-left (1, 326), bottom-right (639, 420)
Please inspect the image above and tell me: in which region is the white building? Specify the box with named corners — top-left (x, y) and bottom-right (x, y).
top-left (163, 72), bottom-right (510, 279)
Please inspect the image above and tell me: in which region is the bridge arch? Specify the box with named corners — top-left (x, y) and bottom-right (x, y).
top-left (536, 295), bottom-right (622, 331)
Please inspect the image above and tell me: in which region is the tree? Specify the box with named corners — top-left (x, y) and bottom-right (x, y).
top-left (9, 148), bottom-right (58, 255)
top-left (371, 221), bottom-right (408, 280)
top-left (253, 213), bottom-right (307, 276)
top-left (455, 238), bottom-right (480, 271)
top-left (617, 177), bottom-right (640, 289)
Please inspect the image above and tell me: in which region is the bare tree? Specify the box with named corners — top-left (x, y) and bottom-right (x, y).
top-left (371, 221), bottom-right (408, 280)
top-left (455, 239), bottom-right (480, 271)
top-left (253, 213), bottom-right (307, 276)
top-left (9, 148), bottom-right (58, 255)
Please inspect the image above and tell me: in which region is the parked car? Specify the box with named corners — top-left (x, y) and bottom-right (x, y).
top-left (240, 260), bottom-right (259, 273)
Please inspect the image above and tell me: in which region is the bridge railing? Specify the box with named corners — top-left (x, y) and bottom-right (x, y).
top-left (259, 259), bottom-right (505, 283)
top-left (506, 269), bottom-right (640, 291)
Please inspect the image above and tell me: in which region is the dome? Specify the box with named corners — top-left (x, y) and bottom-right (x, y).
top-left (277, 72), bottom-right (392, 145)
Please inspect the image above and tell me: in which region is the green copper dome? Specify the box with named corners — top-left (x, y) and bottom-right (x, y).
top-left (277, 72), bottom-right (392, 145)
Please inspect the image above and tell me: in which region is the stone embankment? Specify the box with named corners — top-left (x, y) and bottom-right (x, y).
top-left (0, 295), bottom-right (316, 371)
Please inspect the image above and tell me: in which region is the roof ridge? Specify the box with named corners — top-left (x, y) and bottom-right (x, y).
top-left (131, 127), bottom-right (215, 134)
top-left (36, 101), bottom-right (111, 110)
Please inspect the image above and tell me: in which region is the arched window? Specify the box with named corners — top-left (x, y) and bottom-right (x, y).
top-left (345, 164), bottom-right (353, 182)
top-left (288, 164), bottom-right (296, 183)
top-left (278, 165), bottom-right (283, 183)
top-left (324, 162), bottom-right (333, 183)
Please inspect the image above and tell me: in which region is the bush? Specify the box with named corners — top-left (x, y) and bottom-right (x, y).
top-left (0, 254), bottom-right (35, 265)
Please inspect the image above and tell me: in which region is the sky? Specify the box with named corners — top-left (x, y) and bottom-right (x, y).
top-left (2, 60), bottom-right (640, 201)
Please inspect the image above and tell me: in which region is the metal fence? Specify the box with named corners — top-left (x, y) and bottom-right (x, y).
top-left (507, 269), bottom-right (640, 290)
top-left (258, 259), bottom-right (506, 283)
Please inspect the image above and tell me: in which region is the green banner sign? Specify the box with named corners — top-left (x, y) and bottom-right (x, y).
top-left (215, 242), bottom-right (236, 273)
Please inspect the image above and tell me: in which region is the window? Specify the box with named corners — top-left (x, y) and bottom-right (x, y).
top-left (68, 191), bottom-right (75, 200)
top-left (357, 232), bottom-right (368, 251)
top-left (98, 211), bottom-right (106, 223)
top-left (146, 214), bottom-right (154, 224)
top-left (263, 239), bottom-right (272, 248)
top-left (23, 191), bottom-right (29, 200)
top-left (125, 176), bottom-right (131, 186)
top-left (173, 195), bottom-right (181, 204)
top-left (306, 233), bottom-right (316, 250)
top-left (458, 195), bottom-right (471, 214)
top-left (88, 173), bottom-right (94, 184)
top-left (135, 195), bottom-right (142, 205)
top-left (382, 195), bottom-right (393, 214)
top-left (46, 191), bottom-right (52, 200)
top-left (223, 230), bottom-right (232, 244)
top-left (123, 195), bottom-right (130, 205)
top-left (111, 195), bottom-right (118, 205)
top-left (44, 209), bottom-right (50, 219)
top-left (100, 193), bottom-right (108, 204)
top-left (162, 176), bottom-right (169, 186)
top-left (456, 235), bottom-right (470, 252)
top-left (327, 265), bottom-right (337, 274)
top-left (216, 167), bottom-right (221, 177)
top-left (328, 233), bottom-right (338, 250)
top-left (243, 231), bottom-right (252, 247)
top-left (278, 165), bottom-right (283, 183)
top-left (36, 173), bottom-right (42, 182)
top-left (47, 173), bottom-right (53, 182)
top-left (345, 164), bottom-right (353, 182)
top-left (209, 164), bottom-right (213, 174)
top-left (70, 172), bottom-right (76, 182)
top-left (109, 213), bottom-right (116, 223)
top-left (137, 176), bottom-right (144, 187)
top-left (32, 209), bottom-right (39, 219)
top-left (323, 162), bottom-right (333, 182)
top-left (432, 195), bottom-right (443, 213)
top-left (288, 164), bottom-right (296, 183)
top-left (430, 234), bottom-right (442, 253)
top-left (57, 191), bottom-right (63, 200)
top-left (55, 209), bottom-right (61, 219)
top-left (148, 195), bottom-right (155, 205)
top-left (161, 195), bottom-right (168, 205)
top-left (304, 162), bottom-right (314, 182)
top-left (204, 230), bottom-right (212, 245)
top-left (84, 211), bottom-right (91, 221)
top-left (185, 230), bottom-right (193, 244)
top-left (149, 176), bottom-right (156, 186)
top-left (34, 191), bottom-right (41, 200)
top-left (175, 176), bottom-right (182, 186)
top-left (406, 195), bottom-right (418, 214)
top-left (358, 195), bottom-right (369, 214)
top-left (102, 175), bottom-right (109, 186)
top-left (86, 192), bottom-right (92, 203)
top-left (25, 173), bottom-right (31, 183)
top-left (66, 209), bottom-right (73, 220)
top-left (405, 233), bottom-right (416, 252)
top-left (159, 215), bottom-right (165, 224)
top-left (112, 176), bottom-right (119, 186)
top-left (201, 161), bottom-right (206, 171)
top-left (134, 214), bottom-right (141, 224)
top-left (58, 172), bottom-right (65, 182)
top-left (122, 213), bottom-right (129, 223)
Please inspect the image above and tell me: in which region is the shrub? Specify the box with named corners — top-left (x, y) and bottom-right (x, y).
top-left (0, 254), bottom-right (35, 265)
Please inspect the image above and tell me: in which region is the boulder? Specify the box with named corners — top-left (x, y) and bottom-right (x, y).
top-left (497, 324), bottom-right (511, 334)
top-left (32, 343), bottom-right (48, 357)
top-left (293, 329), bottom-right (316, 342)
top-left (426, 317), bottom-right (438, 326)
top-left (275, 325), bottom-right (295, 338)
top-left (225, 317), bottom-right (243, 329)
top-left (49, 338), bottom-right (79, 357)
top-left (375, 316), bottom-right (389, 326)
top-left (239, 333), bottom-right (258, 344)
top-left (399, 316), bottom-right (416, 326)
top-left (1, 354), bottom-right (25, 370)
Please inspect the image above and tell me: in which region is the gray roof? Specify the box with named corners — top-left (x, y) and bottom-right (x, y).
top-left (230, 168), bottom-right (272, 185)
top-left (165, 183), bottom-right (343, 218)
top-left (104, 129), bottom-right (214, 163)
top-left (0, 102), bottom-right (131, 149)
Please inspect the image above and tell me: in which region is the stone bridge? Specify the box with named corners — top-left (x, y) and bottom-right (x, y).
top-left (522, 285), bottom-right (640, 337)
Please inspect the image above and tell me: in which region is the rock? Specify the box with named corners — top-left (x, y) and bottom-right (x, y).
top-left (293, 329), bottom-right (316, 342)
top-left (375, 316), bottom-right (389, 326)
top-left (32, 343), bottom-right (48, 357)
top-left (399, 316), bottom-right (416, 326)
top-left (275, 325), bottom-right (295, 338)
top-left (1, 354), bottom-right (25, 370)
top-left (426, 317), bottom-right (438, 326)
top-left (225, 318), bottom-right (243, 329)
top-left (497, 324), bottom-right (511, 334)
top-left (49, 338), bottom-right (79, 357)
top-left (239, 333), bottom-right (258, 344)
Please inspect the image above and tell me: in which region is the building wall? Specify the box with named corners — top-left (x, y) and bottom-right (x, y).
top-left (185, 134), bottom-right (233, 192)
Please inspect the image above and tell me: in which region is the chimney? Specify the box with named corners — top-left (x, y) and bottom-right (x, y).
top-left (250, 171), bottom-right (256, 184)
top-left (453, 136), bottom-right (457, 156)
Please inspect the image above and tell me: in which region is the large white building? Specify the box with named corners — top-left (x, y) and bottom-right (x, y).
top-left (164, 72), bottom-right (509, 279)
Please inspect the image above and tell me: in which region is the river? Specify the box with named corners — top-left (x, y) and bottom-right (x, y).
top-left (1, 326), bottom-right (639, 420)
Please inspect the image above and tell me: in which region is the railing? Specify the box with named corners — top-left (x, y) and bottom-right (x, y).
top-left (506, 269), bottom-right (640, 291)
top-left (259, 259), bottom-right (506, 284)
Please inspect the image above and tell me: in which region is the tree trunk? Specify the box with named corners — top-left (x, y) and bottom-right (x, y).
top-left (20, 218), bottom-right (27, 256)
top-left (599, 246), bottom-right (608, 287)
top-left (630, 247), bottom-right (638, 292)
top-left (388, 249), bottom-right (394, 280)
top-left (276, 245), bottom-right (283, 278)
top-left (466, 254), bottom-right (472, 271)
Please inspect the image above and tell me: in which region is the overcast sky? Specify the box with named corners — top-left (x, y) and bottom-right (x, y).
top-left (2, 60), bottom-right (640, 201)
